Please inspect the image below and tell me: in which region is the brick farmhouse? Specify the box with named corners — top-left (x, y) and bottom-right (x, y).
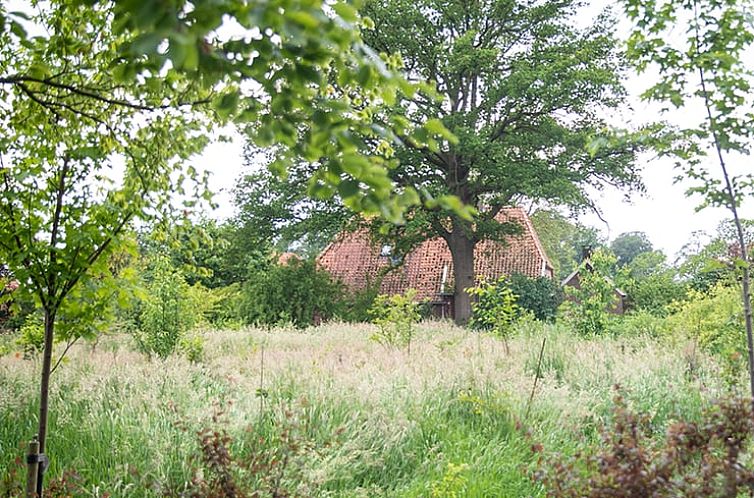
top-left (317, 207), bottom-right (554, 318)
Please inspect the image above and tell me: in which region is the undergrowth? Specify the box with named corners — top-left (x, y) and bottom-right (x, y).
top-left (0, 323), bottom-right (732, 496)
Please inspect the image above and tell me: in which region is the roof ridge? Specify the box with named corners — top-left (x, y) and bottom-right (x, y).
top-left (497, 206), bottom-right (553, 273)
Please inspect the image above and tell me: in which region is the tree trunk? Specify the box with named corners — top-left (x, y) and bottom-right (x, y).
top-left (36, 307), bottom-right (56, 496)
top-left (695, 58), bottom-right (754, 413)
top-left (449, 225), bottom-right (476, 325)
top-left (742, 265), bottom-right (754, 412)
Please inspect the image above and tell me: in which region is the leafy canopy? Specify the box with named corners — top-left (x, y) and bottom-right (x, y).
top-left (361, 0), bottom-right (644, 236)
top-left (0, 2), bottom-right (209, 341)
top-left (624, 0), bottom-right (754, 208)
top-left (610, 231), bottom-right (654, 267)
top-left (107, 0), bottom-right (461, 222)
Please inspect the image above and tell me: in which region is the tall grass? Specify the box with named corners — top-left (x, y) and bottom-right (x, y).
top-left (0, 321), bottom-right (731, 496)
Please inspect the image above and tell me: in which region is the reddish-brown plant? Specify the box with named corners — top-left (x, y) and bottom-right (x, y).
top-left (535, 392), bottom-right (754, 497)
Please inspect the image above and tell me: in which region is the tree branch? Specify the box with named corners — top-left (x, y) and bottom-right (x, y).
top-left (47, 156), bottom-right (71, 298)
top-left (49, 336), bottom-right (80, 376)
top-left (0, 75), bottom-right (210, 111)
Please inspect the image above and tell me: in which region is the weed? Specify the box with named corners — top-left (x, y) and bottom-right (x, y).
top-left (430, 462), bottom-right (469, 498)
top-left (535, 390), bottom-right (754, 497)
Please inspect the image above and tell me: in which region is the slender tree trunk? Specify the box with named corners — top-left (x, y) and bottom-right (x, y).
top-left (36, 307), bottom-right (56, 496)
top-left (694, 50), bottom-right (754, 410)
top-left (449, 226), bottom-right (476, 325)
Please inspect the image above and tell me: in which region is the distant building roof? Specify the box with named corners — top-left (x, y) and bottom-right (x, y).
top-left (561, 260), bottom-right (627, 297)
top-left (317, 206), bottom-right (553, 302)
top-left (277, 252), bottom-right (300, 265)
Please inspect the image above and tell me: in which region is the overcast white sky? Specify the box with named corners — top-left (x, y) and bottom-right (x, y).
top-left (191, 0), bottom-right (753, 260)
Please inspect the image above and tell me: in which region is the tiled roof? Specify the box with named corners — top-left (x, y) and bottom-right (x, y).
top-left (277, 252), bottom-right (300, 266)
top-left (317, 207), bottom-right (553, 300)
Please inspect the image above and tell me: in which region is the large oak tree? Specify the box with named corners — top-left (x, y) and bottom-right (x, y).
top-left (360, 0), bottom-right (644, 323)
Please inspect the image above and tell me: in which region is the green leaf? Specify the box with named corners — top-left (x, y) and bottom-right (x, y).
top-left (333, 3), bottom-right (359, 23)
top-left (215, 92), bottom-right (240, 119)
top-left (357, 65), bottom-right (372, 87)
top-left (338, 179), bottom-right (360, 198)
top-left (287, 11), bottom-right (320, 29)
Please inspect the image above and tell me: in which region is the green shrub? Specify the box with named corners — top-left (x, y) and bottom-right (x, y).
top-left (192, 283), bottom-right (243, 329)
top-left (609, 309), bottom-right (669, 338)
top-left (240, 259), bottom-right (343, 328)
top-left (369, 289), bottom-right (421, 352)
top-left (506, 274), bottom-right (563, 321)
top-left (178, 333), bottom-right (205, 363)
top-left (0, 332), bottom-right (16, 357)
top-left (135, 257), bottom-right (205, 358)
top-left (665, 283), bottom-right (745, 382)
top-left (622, 272), bottom-right (687, 316)
top-left (338, 283), bottom-right (381, 322)
top-left (468, 277), bottom-right (519, 345)
top-left (560, 249), bottom-right (618, 336)
top-left (15, 313), bottom-right (45, 357)
top-left (667, 285), bottom-right (742, 354)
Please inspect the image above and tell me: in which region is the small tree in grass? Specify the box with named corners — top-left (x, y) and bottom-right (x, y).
top-left (0, 0), bottom-right (451, 493)
top-left (369, 289), bottom-right (421, 353)
top-left (468, 277), bottom-right (520, 353)
top-left (560, 249), bottom-right (619, 336)
top-left (135, 257), bottom-right (206, 358)
top-left (0, 4), bottom-right (210, 493)
top-left (623, 0), bottom-right (754, 404)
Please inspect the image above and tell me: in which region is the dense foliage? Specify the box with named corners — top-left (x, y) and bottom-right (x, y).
top-left (560, 249), bottom-right (619, 336)
top-left (468, 277), bottom-right (520, 345)
top-left (369, 289), bottom-right (421, 352)
top-left (133, 258), bottom-right (206, 358)
top-left (240, 259), bottom-right (343, 328)
top-left (610, 231), bottom-right (653, 267)
top-left (506, 274), bottom-right (564, 322)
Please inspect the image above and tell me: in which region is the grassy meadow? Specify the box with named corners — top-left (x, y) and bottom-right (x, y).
top-left (0, 321), bottom-right (734, 496)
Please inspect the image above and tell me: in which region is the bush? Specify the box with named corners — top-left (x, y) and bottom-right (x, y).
top-left (609, 310), bottom-right (669, 339)
top-left (560, 249), bottom-right (618, 336)
top-left (192, 283), bottom-right (244, 329)
top-left (15, 313), bottom-right (45, 357)
top-left (535, 393), bottom-right (754, 497)
top-left (622, 271), bottom-right (687, 316)
top-left (666, 284), bottom-right (742, 354)
top-left (179, 333), bottom-right (205, 363)
top-left (0, 334), bottom-right (13, 357)
top-left (369, 289), bottom-right (421, 352)
top-left (134, 257), bottom-right (205, 358)
top-left (240, 259), bottom-right (343, 328)
top-left (665, 284), bottom-right (745, 383)
top-left (506, 274), bottom-right (563, 321)
top-left (468, 277), bottom-right (519, 346)
top-left (338, 283), bottom-right (381, 322)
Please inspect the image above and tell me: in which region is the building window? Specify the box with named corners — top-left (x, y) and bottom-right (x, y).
top-left (380, 244), bottom-right (403, 266)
